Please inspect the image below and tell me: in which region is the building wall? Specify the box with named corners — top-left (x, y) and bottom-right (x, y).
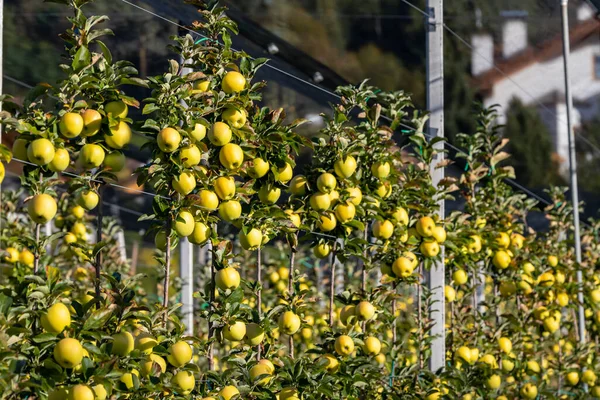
top-left (483, 34), bottom-right (600, 171)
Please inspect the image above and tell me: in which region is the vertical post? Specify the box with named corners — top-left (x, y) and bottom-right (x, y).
top-left (0, 0), bottom-right (3, 240)
top-left (131, 230), bottom-right (142, 275)
top-left (426, 0), bottom-right (446, 372)
top-left (180, 237), bottom-right (193, 335)
top-left (33, 223), bottom-right (40, 274)
top-left (328, 242), bottom-right (338, 327)
top-left (288, 237), bottom-right (296, 358)
top-left (335, 239), bottom-right (344, 295)
top-left (560, 0), bottom-right (586, 346)
top-left (110, 205), bottom-right (127, 262)
top-left (207, 225), bottom-right (216, 371)
top-left (207, 261), bottom-right (215, 370)
top-left (256, 247), bottom-right (262, 360)
top-left (45, 220), bottom-right (52, 254)
top-left (361, 227), bottom-right (368, 292)
top-left (178, 52), bottom-right (195, 335)
top-left (117, 229), bottom-right (127, 262)
top-left (162, 216), bottom-right (172, 326)
top-left (95, 185), bottom-right (104, 298)
top-left (476, 262), bottom-right (486, 313)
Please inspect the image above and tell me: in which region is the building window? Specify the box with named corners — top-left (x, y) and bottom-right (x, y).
top-left (595, 55), bottom-right (600, 79)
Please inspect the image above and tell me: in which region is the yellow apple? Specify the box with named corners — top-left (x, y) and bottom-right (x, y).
top-left (334, 155), bottom-right (357, 178)
top-left (208, 122), bottom-right (232, 146)
top-left (222, 107), bottom-right (247, 129)
top-left (106, 121), bottom-right (131, 149)
top-left (105, 100), bottom-right (128, 118)
top-left (59, 112), bottom-right (84, 139)
top-left (219, 143), bottom-right (244, 170)
top-left (81, 109), bottom-right (102, 137)
top-left (221, 71), bottom-right (246, 93)
top-left (28, 138), bottom-right (55, 166)
top-left (157, 127), bottom-right (181, 153)
top-left (79, 143), bottom-right (105, 170)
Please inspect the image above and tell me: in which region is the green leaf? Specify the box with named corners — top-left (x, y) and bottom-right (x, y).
top-left (0, 294), bottom-right (13, 316)
top-left (120, 77), bottom-right (149, 88)
top-left (83, 307), bottom-right (113, 331)
top-left (72, 46), bottom-right (92, 72)
top-left (32, 333), bottom-right (58, 344)
top-left (87, 28), bottom-right (114, 43)
top-left (142, 103), bottom-right (160, 115)
top-left (96, 40), bottom-right (113, 64)
top-left (168, 60), bottom-right (179, 75)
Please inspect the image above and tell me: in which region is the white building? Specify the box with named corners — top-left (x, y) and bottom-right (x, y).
top-left (472, 3), bottom-right (599, 172)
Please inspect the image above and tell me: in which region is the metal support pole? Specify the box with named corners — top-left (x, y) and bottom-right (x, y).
top-left (111, 204), bottom-right (127, 262)
top-left (426, 0), bottom-right (446, 372)
top-left (180, 237), bottom-right (193, 335)
top-left (95, 185), bottom-right (104, 298)
top-left (476, 262), bottom-right (486, 313)
top-left (0, 0), bottom-right (3, 241)
top-left (178, 53), bottom-right (195, 336)
top-left (560, 0), bottom-right (586, 345)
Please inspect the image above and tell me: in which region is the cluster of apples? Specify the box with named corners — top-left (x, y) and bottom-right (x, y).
top-left (39, 296), bottom-right (249, 400)
top-left (286, 155), bottom-right (364, 259)
top-left (153, 71), bottom-right (261, 249)
top-left (12, 101), bottom-right (129, 227)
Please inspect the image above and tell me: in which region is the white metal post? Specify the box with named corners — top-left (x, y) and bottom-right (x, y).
top-left (0, 0), bottom-right (4, 242)
top-left (180, 237), bottom-right (194, 335)
top-left (560, 0), bottom-right (586, 345)
top-left (426, 0), bottom-right (446, 372)
top-left (179, 53), bottom-right (194, 336)
top-left (110, 204), bottom-right (127, 261)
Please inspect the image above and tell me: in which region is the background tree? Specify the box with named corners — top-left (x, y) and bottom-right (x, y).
top-left (504, 98), bottom-right (563, 188)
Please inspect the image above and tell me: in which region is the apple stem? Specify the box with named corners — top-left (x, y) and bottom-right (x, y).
top-left (162, 214), bottom-right (172, 326)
